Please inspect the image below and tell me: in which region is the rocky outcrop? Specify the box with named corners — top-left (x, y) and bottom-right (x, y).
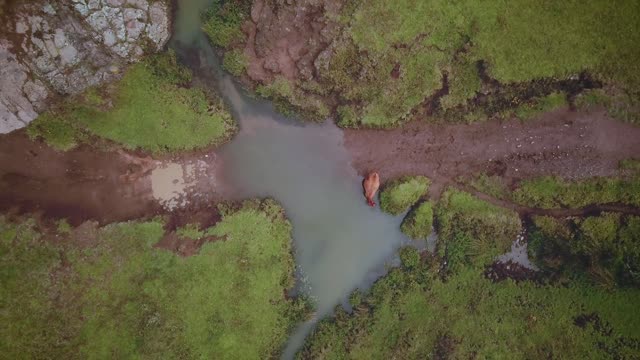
top-left (0, 0), bottom-right (170, 134)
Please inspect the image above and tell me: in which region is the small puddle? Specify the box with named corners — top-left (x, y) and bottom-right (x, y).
top-left (150, 159), bottom-right (216, 210)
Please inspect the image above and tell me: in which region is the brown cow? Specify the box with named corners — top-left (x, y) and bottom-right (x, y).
top-left (363, 172), bottom-right (380, 207)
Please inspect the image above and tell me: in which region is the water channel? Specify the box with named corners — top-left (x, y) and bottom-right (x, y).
top-left (172, 0), bottom-right (411, 357)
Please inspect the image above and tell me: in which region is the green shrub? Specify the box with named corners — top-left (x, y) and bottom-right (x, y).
top-left (436, 189), bottom-right (521, 271)
top-left (222, 49), bottom-right (248, 76)
top-left (400, 201), bottom-right (433, 240)
top-left (380, 176), bottom-right (430, 215)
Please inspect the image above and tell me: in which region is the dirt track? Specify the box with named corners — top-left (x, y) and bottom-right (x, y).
top-left (1, 107), bottom-right (638, 226)
top-left (344, 107), bottom-right (640, 198)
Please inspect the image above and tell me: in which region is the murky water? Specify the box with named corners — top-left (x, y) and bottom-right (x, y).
top-left (172, 0), bottom-right (409, 357)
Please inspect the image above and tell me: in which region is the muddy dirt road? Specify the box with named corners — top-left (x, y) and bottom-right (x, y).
top-left (0, 107), bottom-right (638, 226)
top-left (0, 132), bottom-right (222, 225)
top-left (345, 108), bottom-right (640, 197)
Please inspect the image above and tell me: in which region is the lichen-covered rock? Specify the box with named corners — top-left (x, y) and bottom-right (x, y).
top-left (0, 0), bottom-right (171, 133)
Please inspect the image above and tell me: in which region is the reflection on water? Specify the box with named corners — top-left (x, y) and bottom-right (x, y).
top-left (172, 1), bottom-right (409, 357)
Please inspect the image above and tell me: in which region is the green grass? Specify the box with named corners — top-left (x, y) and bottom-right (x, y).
top-left (400, 201), bottom-right (434, 240)
top-left (379, 176), bottom-right (430, 215)
top-left (27, 52), bottom-right (236, 153)
top-left (175, 223), bottom-right (205, 240)
top-left (436, 189), bottom-right (521, 271)
top-left (0, 200), bottom-right (307, 358)
top-left (512, 176), bottom-right (640, 209)
top-left (529, 214), bottom-right (640, 287)
top-left (576, 88), bottom-right (640, 125)
top-left (619, 158), bottom-right (640, 172)
top-left (256, 76), bottom-right (330, 121)
top-left (299, 263), bottom-right (640, 359)
top-left (218, 0), bottom-right (640, 127)
top-left (513, 92), bottom-right (567, 120)
top-left (467, 172), bottom-right (511, 200)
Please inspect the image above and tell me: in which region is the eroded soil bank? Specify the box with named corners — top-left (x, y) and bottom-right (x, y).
top-left (345, 108), bottom-right (640, 198)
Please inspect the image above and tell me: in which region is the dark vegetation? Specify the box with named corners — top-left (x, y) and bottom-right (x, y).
top-left (0, 200), bottom-right (309, 358)
top-left (529, 214), bottom-right (640, 288)
top-left (27, 52), bottom-right (236, 153)
top-left (208, 0), bottom-right (640, 126)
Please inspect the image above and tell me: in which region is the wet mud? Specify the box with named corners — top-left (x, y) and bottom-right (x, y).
top-left (344, 107), bottom-right (640, 199)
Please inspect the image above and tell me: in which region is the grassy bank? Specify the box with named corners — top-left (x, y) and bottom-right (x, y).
top-left (0, 200), bottom-right (307, 358)
top-left (299, 263), bottom-right (640, 358)
top-left (299, 189), bottom-right (640, 358)
top-left (210, 0), bottom-right (640, 127)
top-left (27, 52), bottom-right (236, 153)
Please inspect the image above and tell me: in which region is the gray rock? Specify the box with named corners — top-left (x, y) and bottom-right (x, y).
top-left (0, 0), bottom-right (171, 133)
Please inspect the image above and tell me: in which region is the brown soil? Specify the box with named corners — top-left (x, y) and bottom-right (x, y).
top-left (344, 107), bottom-right (640, 201)
top-left (0, 131), bottom-right (224, 228)
top-left (0, 131), bottom-right (162, 225)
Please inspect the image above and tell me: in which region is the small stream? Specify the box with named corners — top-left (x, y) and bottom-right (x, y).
top-left (172, 0), bottom-right (411, 357)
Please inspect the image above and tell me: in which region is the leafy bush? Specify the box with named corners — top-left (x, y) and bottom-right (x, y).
top-left (379, 176), bottom-right (430, 215)
top-left (400, 201), bottom-right (433, 240)
top-left (436, 189), bottom-right (521, 271)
